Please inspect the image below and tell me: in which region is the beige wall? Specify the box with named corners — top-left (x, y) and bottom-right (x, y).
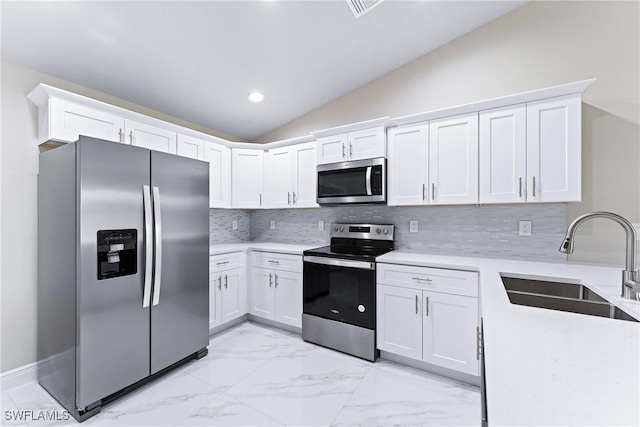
top-left (258, 1), bottom-right (640, 266)
top-left (0, 61), bottom-right (235, 373)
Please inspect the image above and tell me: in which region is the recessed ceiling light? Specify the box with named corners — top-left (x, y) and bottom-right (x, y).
top-left (248, 92), bottom-right (265, 103)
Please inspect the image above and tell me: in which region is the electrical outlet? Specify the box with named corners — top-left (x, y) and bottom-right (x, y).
top-left (519, 220), bottom-right (532, 237)
top-left (232, 220), bottom-right (238, 230)
top-left (409, 220), bottom-right (419, 233)
top-left (318, 220), bottom-right (325, 231)
top-left (270, 220), bottom-right (276, 230)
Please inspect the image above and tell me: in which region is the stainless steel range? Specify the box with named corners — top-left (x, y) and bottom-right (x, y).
top-left (302, 223), bottom-right (394, 361)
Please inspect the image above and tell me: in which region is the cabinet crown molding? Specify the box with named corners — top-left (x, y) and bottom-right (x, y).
top-left (310, 117), bottom-right (392, 138)
top-left (390, 78), bottom-right (596, 128)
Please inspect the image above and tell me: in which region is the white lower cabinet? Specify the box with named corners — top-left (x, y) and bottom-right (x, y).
top-left (209, 253), bottom-right (247, 330)
top-left (422, 291), bottom-right (479, 376)
top-left (377, 285), bottom-right (423, 360)
top-left (377, 263), bottom-right (480, 376)
top-left (250, 251), bottom-right (303, 328)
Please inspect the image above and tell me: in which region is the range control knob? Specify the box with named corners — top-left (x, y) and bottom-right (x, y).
top-left (340, 227), bottom-right (345, 232)
top-left (383, 228), bottom-right (389, 234)
top-left (334, 226), bottom-right (339, 232)
top-left (376, 228), bottom-right (382, 234)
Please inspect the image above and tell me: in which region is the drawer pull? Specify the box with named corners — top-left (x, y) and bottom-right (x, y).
top-left (216, 261), bottom-right (229, 265)
top-left (412, 277), bottom-right (432, 283)
top-left (268, 260), bottom-right (280, 264)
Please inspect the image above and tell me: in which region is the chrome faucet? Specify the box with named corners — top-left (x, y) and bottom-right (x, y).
top-left (559, 212), bottom-right (640, 300)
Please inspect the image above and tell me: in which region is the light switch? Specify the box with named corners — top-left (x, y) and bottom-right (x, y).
top-left (270, 220), bottom-right (276, 230)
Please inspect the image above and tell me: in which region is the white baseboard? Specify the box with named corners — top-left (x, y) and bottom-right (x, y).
top-left (0, 360), bottom-right (41, 393)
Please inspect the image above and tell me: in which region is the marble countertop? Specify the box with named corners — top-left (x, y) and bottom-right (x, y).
top-left (376, 251), bottom-right (640, 426)
top-left (210, 242), bottom-right (319, 256)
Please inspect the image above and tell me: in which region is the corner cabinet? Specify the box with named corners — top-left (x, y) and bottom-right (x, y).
top-left (232, 149), bottom-right (265, 208)
top-left (266, 142), bottom-right (318, 209)
top-left (316, 126), bottom-right (385, 165)
top-left (376, 263), bottom-right (480, 376)
top-left (249, 251), bottom-right (302, 328)
top-left (479, 94), bottom-right (582, 204)
top-left (209, 252), bottom-right (247, 330)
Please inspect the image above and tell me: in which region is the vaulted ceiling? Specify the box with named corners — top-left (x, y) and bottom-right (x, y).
top-left (1, 1), bottom-right (526, 140)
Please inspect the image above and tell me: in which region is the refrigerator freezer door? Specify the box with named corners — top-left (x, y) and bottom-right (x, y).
top-left (76, 138), bottom-right (151, 409)
top-left (150, 151), bottom-right (209, 374)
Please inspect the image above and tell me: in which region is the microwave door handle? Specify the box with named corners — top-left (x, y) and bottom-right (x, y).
top-left (365, 166), bottom-right (372, 196)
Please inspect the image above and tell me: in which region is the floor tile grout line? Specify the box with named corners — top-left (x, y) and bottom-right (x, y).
top-left (327, 363), bottom-right (374, 427)
top-left (218, 391), bottom-right (287, 427)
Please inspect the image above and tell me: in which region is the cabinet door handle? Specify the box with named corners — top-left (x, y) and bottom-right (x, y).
top-left (415, 295), bottom-right (418, 314)
top-left (532, 176), bottom-right (536, 197)
top-left (224, 274), bottom-right (228, 289)
top-left (129, 131), bottom-right (134, 144)
top-left (422, 183), bottom-right (426, 201)
top-left (269, 273), bottom-right (272, 287)
top-left (288, 192), bottom-right (291, 205)
top-left (275, 274), bottom-right (279, 288)
top-left (293, 192), bottom-right (297, 205)
top-left (425, 296), bottom-right (429, 316)
top-left (349, 142), bottom-right (353, 158)
top-left (342, 143), bottom-right (346, 159)
top-left (259, 193), bottom-right (262, 206)
top-left (118, 128), bottom-right (124, 143)
top-left (519, 177), bottom-right (523, 198)
top-left (218, 275), bottom-right (222, 291)
top-left (431, 183), bottom-right (435, 201)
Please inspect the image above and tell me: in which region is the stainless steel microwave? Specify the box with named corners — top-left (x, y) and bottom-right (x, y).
top-left (317, 157), bottom-right (386, 205)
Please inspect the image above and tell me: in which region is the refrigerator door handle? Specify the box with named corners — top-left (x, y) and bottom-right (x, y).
top-left (142, 185), bottom-right (153, 308)
top-left (152, 186), bottom-right (163, 306)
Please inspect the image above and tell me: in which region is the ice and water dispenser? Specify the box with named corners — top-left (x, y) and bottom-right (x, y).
top-left (97, 229), bottom-right (137, 280)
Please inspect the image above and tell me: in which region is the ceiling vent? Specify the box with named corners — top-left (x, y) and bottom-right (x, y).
top-left (347, 0), bottom-right (385, 19)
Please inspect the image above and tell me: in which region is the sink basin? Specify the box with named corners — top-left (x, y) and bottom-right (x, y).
top-left (501, 276), bottom-right (638, 323)
top-left (502, 277), bottom-right (607, 302)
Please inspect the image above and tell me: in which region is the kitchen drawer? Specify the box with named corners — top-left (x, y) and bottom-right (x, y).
top-left (250, 251), bottom-right (302, 273)
top-left (210, 251), bottom-right (244, 272)
top-left (377, 263), bottom-right (478, 298)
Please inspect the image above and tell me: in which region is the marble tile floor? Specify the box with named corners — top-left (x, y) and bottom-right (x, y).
top-left (1, 322), bottom-right (480, 427)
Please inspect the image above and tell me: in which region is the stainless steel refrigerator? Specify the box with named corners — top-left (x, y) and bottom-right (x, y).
top-left (38, 136), bottom-right (210, 422)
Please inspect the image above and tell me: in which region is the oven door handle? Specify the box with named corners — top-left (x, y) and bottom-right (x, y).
top-left (303, 255), bottom-right (374, 270)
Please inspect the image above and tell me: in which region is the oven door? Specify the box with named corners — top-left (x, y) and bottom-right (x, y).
top-left (302, 256), bottom-right (376, 329)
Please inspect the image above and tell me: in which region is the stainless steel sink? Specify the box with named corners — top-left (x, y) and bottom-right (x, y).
top-left (501, 276), bottom-right (638, 322)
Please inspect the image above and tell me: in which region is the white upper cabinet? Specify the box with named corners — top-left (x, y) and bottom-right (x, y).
top-left (316, 134), bottom-right (348, 164)
top-left (479, 105), bottom-right (527, 204)
top-left (387, 124), bottom-right (430, 206)
top-left (204, 141), bottom-right (232, 208)
top-left (292, 142), bottom-right (319, 208)
top-left (429, 113), bottom-right (479, 205)
top-left (347, 127), bottom-right (386, 161)
top-left (232, 148), bottom-right (265, 209)
top-left (526, 94), bottom-right (582, 202)
top-left (317, 126), bottom-right (385, 164)
top-left (387, 115), bottom-right (478, 207)
top-left (266, 147), bottom-right (294, 209)
top-left (49, 98), bottom-right (125, 144)
top-left (177, 134), bottom-right (205, 160)
top-left (125, 119), bottom-right (177, 154)
top-left (266, 142), bottom-right (318, 209)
